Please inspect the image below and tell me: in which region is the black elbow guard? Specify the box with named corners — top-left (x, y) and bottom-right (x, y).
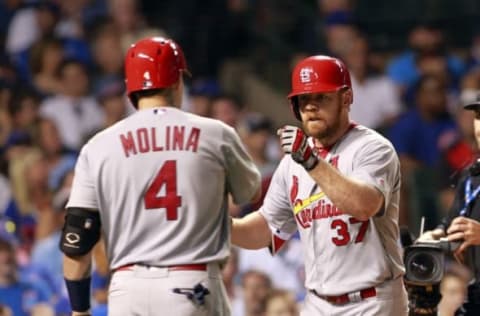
top-left (60, 207), bottom-right (101, 257)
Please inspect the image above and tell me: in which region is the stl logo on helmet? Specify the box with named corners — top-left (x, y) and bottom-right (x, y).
top-left (299, 67), bottom-right (316, 83)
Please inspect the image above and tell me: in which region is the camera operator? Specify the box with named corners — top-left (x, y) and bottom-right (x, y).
top-left (419, 92), bottom-right (480, 315)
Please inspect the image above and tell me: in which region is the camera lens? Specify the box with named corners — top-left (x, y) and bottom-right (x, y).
top-left (408, 253), bottom-right (438, 281)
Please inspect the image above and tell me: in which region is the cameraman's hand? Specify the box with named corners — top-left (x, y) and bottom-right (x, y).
top-left (416, 228), bottom-right (445, 242)
top-left (447, 216), bottom-right (480, 255)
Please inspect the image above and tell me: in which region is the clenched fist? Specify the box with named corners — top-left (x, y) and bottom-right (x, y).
top-left (278, 125), bottom-right (318, 171)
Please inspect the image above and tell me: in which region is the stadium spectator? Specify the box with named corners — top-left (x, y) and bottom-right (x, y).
top-left (30, 187), bottom-right (70, 298)
top-left (0, 237), bottom-right (50, 316)
top-left (237, 112), bottom-right (278, 215)
top-left (211, 94), bottom-right (244, 128)
top-left (94, 76), bottom-right (131, 129)
top-left (186, 78), bottom-right (220, 117)
top-left (387, 23), bottom-right (466, 100)
top-left (107, 0), bottom-right (167, 54)
top-left (28, 37), bottom-right (64, 97)
top-left (39, 59), bottom-right (104, 150)
top-left (241, 270), bottom-right (272, 316)
top-left (89, 19), bottom-right (124, 93)
top-left (388, 74), bottom-right (462, 226)
top-left (341, 33), bottom-right (403, 132)
top-left (35, 118), bottom-right (77, 191)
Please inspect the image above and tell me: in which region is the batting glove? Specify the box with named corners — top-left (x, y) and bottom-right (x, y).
top-left (278, 125), bottom-right (318, 171)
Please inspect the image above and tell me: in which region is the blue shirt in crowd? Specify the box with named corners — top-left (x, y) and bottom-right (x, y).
top-left (388, 109), bottom-right (459, 166)
top-left (0, 280), bottom-right (50, 316)
top-left (387, 51), bottom-right (466, 87)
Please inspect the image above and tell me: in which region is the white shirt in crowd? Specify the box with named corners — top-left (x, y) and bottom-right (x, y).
top-left (40, 94), bottom-right (105, 150)
top-left (349, 75), bottom-right (403, 130)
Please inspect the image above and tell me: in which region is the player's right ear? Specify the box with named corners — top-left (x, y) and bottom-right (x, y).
top-left (342, 88), bottom-right (353, 107)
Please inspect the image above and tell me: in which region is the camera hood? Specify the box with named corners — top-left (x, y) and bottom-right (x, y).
top-left (404, 243), bottom-right (445, 285)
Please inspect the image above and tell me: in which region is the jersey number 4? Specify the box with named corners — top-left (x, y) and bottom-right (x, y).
top-left (331, 217), bottom-right (369, 246)
top-left (144, 160), bottom-right (182, 220)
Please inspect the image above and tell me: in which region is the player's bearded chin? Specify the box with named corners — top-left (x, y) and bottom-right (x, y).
top-left (303, 108), bottom-right (341, 142)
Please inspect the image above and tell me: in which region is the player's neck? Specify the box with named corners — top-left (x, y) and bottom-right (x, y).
top-left (137, 96), bottom-right (179, 110)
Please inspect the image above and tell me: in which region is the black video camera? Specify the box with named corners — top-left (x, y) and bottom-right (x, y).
top-left (404, 238), bottom-right (461, 285)
top-left (403, 237), bottom-right (462, 316)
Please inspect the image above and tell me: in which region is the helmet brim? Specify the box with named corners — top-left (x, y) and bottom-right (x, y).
top-left (464, 102), bottom-right (480, 110)
top-left (287, 84), bottom-right (346, 99)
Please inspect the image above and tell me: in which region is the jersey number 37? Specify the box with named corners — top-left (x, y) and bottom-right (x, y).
top-left (144, 160), bottom-right (182, 220)
top-left (331, 217), bottom-right (369, 246)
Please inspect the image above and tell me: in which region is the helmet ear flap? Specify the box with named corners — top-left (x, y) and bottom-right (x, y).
top-left (128, 93), bottom-right (139, 109)
top-left (290, 96), bottom-right (301, 121)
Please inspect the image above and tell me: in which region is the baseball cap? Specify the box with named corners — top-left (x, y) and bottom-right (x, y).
top-left (461, 89), bottom-right (480, 110)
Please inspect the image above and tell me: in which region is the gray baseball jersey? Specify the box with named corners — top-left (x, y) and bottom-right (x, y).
top-left (260, 124), bottom-right (404, 295)
top-left (67, 107), bottom-right (261, 270)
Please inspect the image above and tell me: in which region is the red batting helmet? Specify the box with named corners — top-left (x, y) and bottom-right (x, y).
top-left (125, 37), bottom-right (189, 104)
top-left (288, 55), bottom-right (351, 120)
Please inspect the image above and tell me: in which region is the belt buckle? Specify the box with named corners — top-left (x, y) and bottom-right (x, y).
top-left (347, 291), bottom-right (362, 303)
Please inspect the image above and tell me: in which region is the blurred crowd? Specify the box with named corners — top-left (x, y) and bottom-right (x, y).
top-left (0, 0), bottom-right (480, 315)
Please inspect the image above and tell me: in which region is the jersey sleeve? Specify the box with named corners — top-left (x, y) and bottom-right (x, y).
top-left (221, 126), bottom-right (261, 205)
top-left (66, 142), bottom-right (98, 209)
top-left (259, 157), bottom-right (298, 240)
top-left (350, 139), bottom-right (400, 214)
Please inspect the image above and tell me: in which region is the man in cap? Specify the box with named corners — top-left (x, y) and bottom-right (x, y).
top-left (420, 92), bottom-right (480, 315)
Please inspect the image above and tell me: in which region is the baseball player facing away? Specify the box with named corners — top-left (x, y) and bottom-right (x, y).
top-left (232, 55), bottom-right (409, 316)
top-left (59, 37), bottom-right (261, 316)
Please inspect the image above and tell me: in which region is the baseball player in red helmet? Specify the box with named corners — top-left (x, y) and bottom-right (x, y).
top-left (60, 37), bottom-right (261, 316)
top-left (232, 55), bottom-right (409, 315)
